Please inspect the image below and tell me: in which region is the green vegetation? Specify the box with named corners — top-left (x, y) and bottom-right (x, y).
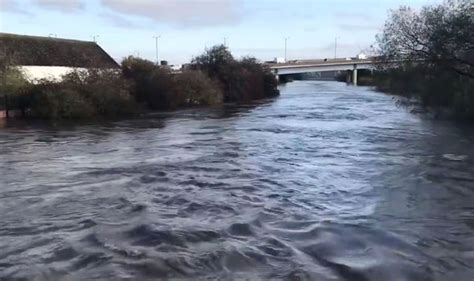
top-left (0, 45), bottom-right (279, 119)
top-left (172, 70), bottom-right (223, 107)
top-left (122, 56), bottom-right (223, 110)
top-left (0, 67), bottom-right (29, 113)
top-left (192, 45), bottom-right (279, 102)
top-left (26, 70), bottom-right (138, 119)
top-left (375, 0), bottom-right (474, 120)
top-left (121, 56), bottom-right (176, 110)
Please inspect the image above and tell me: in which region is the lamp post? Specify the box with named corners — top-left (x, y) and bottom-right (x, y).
top-left (334, 36), bottom-right (340, 59)
top-left (92, 35), bottom-right (99, 43)
top-left (284, 37), bottom-right (290, 62)
top-left (153, 35), bottom-right (161, 65)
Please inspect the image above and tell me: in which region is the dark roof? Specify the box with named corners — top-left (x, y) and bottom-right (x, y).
top-left (0, 33), bottom-right (119, 68)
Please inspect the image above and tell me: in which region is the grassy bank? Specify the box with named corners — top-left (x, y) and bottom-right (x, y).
top-left (0, 45), bottom-right (279, 119)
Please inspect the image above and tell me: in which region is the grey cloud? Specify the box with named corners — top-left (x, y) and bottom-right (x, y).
top-left (100, 12), bottom-right (140, 28)
top-left (101, 0), bottom-right (244, 28)
top-left (0, 0), bottom-right (31, 14)
top-left (34, 0), bottom-right (85, 13)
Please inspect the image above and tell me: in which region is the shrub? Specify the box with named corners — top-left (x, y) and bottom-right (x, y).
top-left (61, 69), bottom-right (138, 117)
top-left (122, 56), bottom-right (175, 110)
top-left (192, 45), bottom-right (279, 102)
top-left (0, 67), bottom-right (30, 112)
top-left (26, 69), bottom-right (138, 119)
top-left (28, 83), bottom-right (95, 119)
top-left (172, 71), bottom-right (223, 108)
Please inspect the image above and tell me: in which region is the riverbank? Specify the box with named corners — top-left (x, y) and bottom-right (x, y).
top-left (334, 68), bottom-right (474, 122)
top-left (0, 45), bottom-right (279, 120)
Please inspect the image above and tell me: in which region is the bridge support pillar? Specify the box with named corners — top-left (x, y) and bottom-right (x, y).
top-left (352, 64), bottom-right (358, 86)
top-left (273, 70), bottom-right (280, 83)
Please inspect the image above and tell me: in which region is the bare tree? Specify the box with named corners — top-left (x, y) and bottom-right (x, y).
top-left (377, 0), bottom-right (474, 78)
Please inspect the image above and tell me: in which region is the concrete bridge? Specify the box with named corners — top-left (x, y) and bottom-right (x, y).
top-left (267, 58), bottom-right (379, 85)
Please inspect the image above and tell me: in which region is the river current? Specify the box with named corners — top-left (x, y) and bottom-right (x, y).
top-left (1, 81), bottom-right (474, 280)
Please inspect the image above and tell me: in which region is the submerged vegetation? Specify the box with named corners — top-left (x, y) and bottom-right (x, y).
top-left (0, 45), bottom-right (279, 119)
top-left (374, 0), bottom-right (474, 120)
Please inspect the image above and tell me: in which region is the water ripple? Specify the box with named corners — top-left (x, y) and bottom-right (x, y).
top-left (1, 81), bottom-right (474, 280)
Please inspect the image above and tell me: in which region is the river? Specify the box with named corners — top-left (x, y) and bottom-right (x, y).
top-left (1, 81), bottom-right (474, 280)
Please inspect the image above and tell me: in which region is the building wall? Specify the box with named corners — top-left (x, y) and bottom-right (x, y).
top-left (17, 66), bottom-right (88, 83)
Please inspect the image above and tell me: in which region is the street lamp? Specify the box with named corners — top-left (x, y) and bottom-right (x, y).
top-left (334, 36), bottom-right (340, 59)
top-left (153, 35), bottom-right (161, 65)
top-left (91, 35), bottom-right (100, 43)
top-left (284, 37), bottom-right (290, 62)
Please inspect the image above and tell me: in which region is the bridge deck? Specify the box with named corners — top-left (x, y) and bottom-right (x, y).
top-left (266, 58), bottom-right (377, 69)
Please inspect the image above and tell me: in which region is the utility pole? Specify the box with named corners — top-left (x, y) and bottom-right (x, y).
top-left (153, 35), bottom-right (161, 65)
top-left (284, 37), bottom-right (289, 62)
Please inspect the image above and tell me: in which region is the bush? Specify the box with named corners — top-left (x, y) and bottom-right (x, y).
top-left (172, 71), bottom-right (223, 108)
top-left (61, 69), bottom-right (138, 117)
top-left (192, 45), bottom-right (279, 102)
top-left (122, 56), bottom-right (175, 110)
top-left (0, 67), bottom-right (30, 111)
top-left (26, 69), bottom-right (138, 119)
top-left (28, 83), bottom-right (95, 119)
top-left (122, 56), bottom-right (225, 110)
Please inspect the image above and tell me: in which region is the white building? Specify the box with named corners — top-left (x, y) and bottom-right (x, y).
top-left (0, 32), bottom-right (119, 82)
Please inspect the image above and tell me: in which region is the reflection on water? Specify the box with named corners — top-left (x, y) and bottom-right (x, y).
top-left (1, 81), bottom-right (474, 280)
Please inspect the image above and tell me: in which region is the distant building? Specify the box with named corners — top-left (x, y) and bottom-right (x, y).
top-left (274, 57), bottom-right (286, 64)
top-left (0, 33), bottom-right (119, 82)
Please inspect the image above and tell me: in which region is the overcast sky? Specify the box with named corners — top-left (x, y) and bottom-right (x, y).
top-left (0, 0), bottom-right (441, 64)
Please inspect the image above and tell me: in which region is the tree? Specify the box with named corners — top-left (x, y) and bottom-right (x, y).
top-left (0, 48), bottom-right (29, 117)
top-left (377, 0), bottom-right (474, 78)
top-left (121, 56), bottom-right (174, 109)
top-left (192, 44), bottom-right (235, 79)
top-left (192, 45), bottom-right (279, 102)
top-left (375, 0), bottom-right (474, 119)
